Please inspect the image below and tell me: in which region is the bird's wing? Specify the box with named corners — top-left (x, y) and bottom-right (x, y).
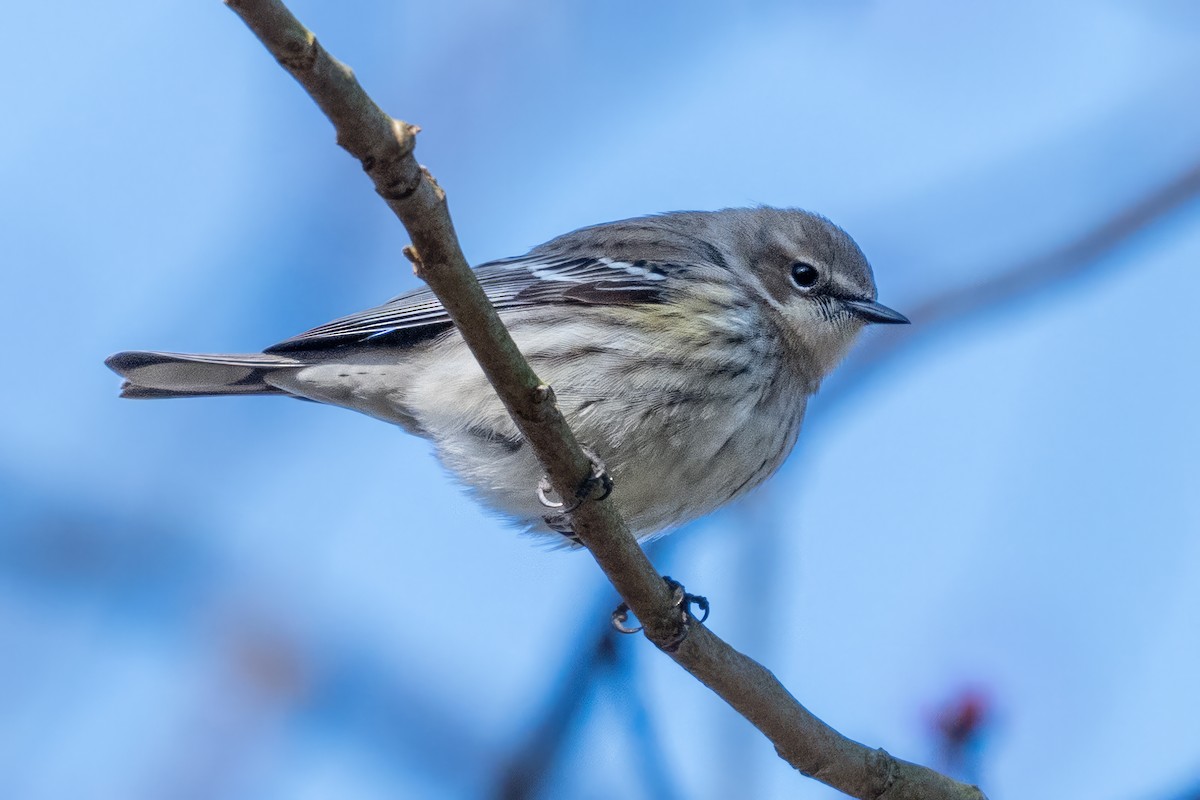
top-left (265, 254), bottom-right (675, 352)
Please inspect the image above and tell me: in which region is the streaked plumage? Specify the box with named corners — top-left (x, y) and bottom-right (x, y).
top-left (107, 208), bottom-right (907, 541)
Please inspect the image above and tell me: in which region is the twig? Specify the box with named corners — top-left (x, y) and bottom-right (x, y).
top-left (222, 2), bottom-right (987, 797)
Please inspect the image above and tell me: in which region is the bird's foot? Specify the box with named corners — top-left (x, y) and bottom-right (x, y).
top-left (537, 446), bottom-right (613, 541)
top-left (543, 513), bottom-right (581, 546)
top-left (611, 576), bottom-right (710, 645)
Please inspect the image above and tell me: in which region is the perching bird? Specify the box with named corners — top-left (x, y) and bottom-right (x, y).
top-left (107, 208), bottom-right (908, 541)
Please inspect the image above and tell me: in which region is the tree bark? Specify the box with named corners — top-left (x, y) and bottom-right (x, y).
top-left (223, 2), bottom-right (988, 797)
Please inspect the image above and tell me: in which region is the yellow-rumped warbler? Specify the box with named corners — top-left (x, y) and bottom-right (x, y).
top-left (107, 208), bottom-right (907, 541)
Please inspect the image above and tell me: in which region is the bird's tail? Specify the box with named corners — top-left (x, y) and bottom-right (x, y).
top-left (105, 351), bottom-right (304, 399)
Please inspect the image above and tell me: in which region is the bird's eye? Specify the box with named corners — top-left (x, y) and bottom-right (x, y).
top-left (790, 262), bottom-right (820, 289)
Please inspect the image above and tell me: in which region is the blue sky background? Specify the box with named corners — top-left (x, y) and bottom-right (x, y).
top-left (2, 2), bottom-right (1198, 798)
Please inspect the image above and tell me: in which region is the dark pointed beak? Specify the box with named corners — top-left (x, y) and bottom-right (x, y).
top-left (843, 298), bottom-right (910, 325)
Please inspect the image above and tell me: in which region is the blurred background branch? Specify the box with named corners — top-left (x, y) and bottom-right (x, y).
top-left (6, 2), bottom-right (1199, 798)
top-left (496, 154), bottom-right (1200, 798)
top-left (821, 156), bottom-right (1200, 409)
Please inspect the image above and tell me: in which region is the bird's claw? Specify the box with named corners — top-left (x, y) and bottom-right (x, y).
top-left (536, 475), bottom-right (564, 510)
top-left (611, 603), bottom-right (642, 634)
top-left (664, 576), bottom-right (710, 625)
top-left (577, 446), bottom-right (614, 504)
top-left (610, 575), bottom-right (710, 638)
top-left (537, 447), bottom-right (613, 546)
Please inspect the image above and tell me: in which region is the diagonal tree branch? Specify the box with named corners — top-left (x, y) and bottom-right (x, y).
top-left (497, 152), bottom-right (1200, 795)
top-left (222, 2), bottom-right (987, 797)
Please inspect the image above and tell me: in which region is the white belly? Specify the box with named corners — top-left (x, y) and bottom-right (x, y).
top-left (272, 311), bottom-right (810, 539)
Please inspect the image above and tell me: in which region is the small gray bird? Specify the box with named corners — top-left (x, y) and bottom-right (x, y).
top-left (107, 208), bottom-right (908, 541)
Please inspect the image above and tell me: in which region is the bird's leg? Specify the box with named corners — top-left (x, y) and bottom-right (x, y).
top-left (570, 444), bottom-right (614, 504)
top-left (610, 575), bottom-right (711, 640)
top-left (537, 445), bottom-right (613, 542)
top-left (665, 576), bottom-right (710, 625)
top-left (542, 511), bottom-right (580, 543)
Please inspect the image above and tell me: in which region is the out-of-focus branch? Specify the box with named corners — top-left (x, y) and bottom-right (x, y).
top-left (823, 159), bottom-right (1200, 408)
top-left (1166, 776), bottom-right (1200, 800)
top-left (496, 604), bottom-right (680, 800)
top-left (496, 603), bottom-right (620, 800)
top-left (497, 156), bottom-right (1200, 796)
top-left (222, 2), bottom-right (986, 797)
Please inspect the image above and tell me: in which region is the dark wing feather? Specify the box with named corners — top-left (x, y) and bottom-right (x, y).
top-left (265, 255), bottom-right (674, 353)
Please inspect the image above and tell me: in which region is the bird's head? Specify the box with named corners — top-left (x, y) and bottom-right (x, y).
top-left (721, 207), bottom-right (908, 384)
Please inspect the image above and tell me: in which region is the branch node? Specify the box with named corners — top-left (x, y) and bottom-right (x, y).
top-left (403, 245), bottom-right (425, 278)
top-left (375, 166), bottom-right (424, 201)
top-left (420, 164), bottom-right (446, 201)
top-left (871, 748), bottom-right (898, 799)
top-left (279, 31), bottom-right (317, 71)
top-left (393, 118), bottom-right (419, 154)
top-left (351, 120), bottom-right (421, 199)
top-left (530, 384), bottom-right (555, 404)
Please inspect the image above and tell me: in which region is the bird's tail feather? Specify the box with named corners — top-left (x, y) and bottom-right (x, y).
top-left (105, 351), bottom-right (303, 399)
